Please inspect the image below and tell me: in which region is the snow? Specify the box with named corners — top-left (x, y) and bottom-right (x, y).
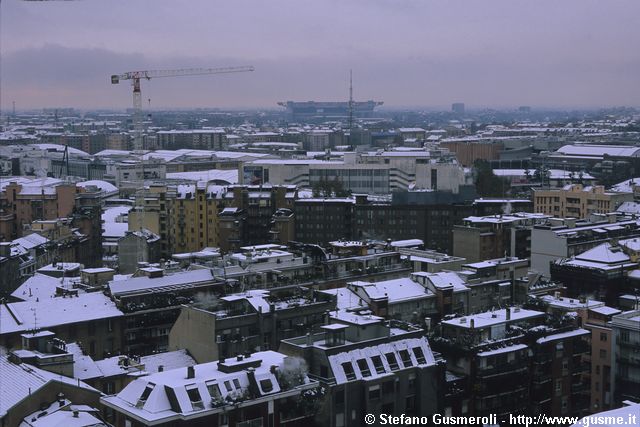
top-left (575, 243), bottom-right (630, 264)
top-left (102, 205), bottom-right (130, 239)
top-left (536, 328), bottom-right (590, 344)
top-left (442, 308), bottom-right (544, 329)
top-left (76, 180), bottom-right (118, 193)
top-left (103, 351), bottom-right (292, 421)
top-left (389, 239), bottom-right (424, 248)
top-left (589, 306), bottom-right (622, 316)
top-left (140, 350), bottom-right (196, 374)
top-left (541, 295), bottom-right (603, 310)
top-left (477, 343), bottom-right (528, 357)
top-left (0, 353), bottom-right (98, 418)
top-left (616, 201), bottom-right (640, 215)
top-left (66, 343), bottom-right (104, 380)
top-left (166, 169), bottom-right (239, 185)
top-left (320, 287), bottom-right (364, 311)
top-left (414, 271), bottom-right (468, 292)
top-left (0, 292), bottom-right (123, 335)
top-left (10, 273), bottom-right (80, 302)
top-left (331, 312), bottom-right (383, 326)
top-left (108, 269), bottom-right (214, 296)
top-left (555, 144), bottom-right (640, 158)
top-left (348, 278), bottom-right (434, 303)
top-left (570, 403), bottom-right (640, 427)
top-left (328, 337), bottom-right (436, 384)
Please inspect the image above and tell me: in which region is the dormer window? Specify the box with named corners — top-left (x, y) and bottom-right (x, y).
top-left (371, 355), bottom-right (386, 374)
top-left (186, 385), bottom-right (204, 411)
top-left (136, 383), bottom-right (155, 408)
top-left (399, 349), bottom-right (413, 367)
top-left (412, 347), bottom-right (427, 364)
top-left (260, 378), bottom-right (274, 393)
top-left (342, 362), bottom-right (356, 381)
top-left (385, 353), bottom-right (399, 371)
top-left (357, 359), bottom-right (371, 377)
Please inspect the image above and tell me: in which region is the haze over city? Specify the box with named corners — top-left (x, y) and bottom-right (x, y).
top-left (2, 0), bottom-right (639, 110)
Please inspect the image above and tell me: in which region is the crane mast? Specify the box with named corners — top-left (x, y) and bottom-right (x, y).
top-left (111, 66), bottom-right (254, 151)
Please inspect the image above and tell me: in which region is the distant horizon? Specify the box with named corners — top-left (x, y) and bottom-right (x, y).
top-left (4, 103), bottom-right (639, 115)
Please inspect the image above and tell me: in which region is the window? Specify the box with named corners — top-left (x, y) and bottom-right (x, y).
top-left (259, 379), bottom-right (273, 393)
top-left (408, 373), bottom-right (416, 390)
top-left (207, 382), bottom-right (222, 400)
top-left (342, 362), bottom-right (356, 381)
top-left (334, 389), bottom-right (345, 405)
top-left (385, 353), bottom-right (399, 371)
top-left (600, 349), bottom-right (607, 359)
top-left (412, 347), bottom-right (427, 364)
top-left (219, 413), bottom-right (229, 427)
top-left (399, 349), bottom-right (413, 367)
top-left (357, 359), bottom-right (371, 377)
top-left (406, 395), bottom-right (416, 412)
top-left (186, 385), bottom-right (204, 411)
top-left (383, 380), bottom-right (394, 394)
top-left (371, 355), bottom-right (385, 374)
top-left (224, 381), bottom-right (233, 392)
top-left (136, 383), bottom-right (155, 408)
top-left (368, 385), bottom-right (381, 400)
top-left (600, 332), bottom-right (607, 342)
top-left (596, 365), bottom-right (600, 375)
top-left (555, 379), bottom-right (562, 397)
top-left (233, 378), bottom-right (241, 389)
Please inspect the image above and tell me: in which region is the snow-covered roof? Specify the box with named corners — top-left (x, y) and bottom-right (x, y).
top-left (589, 306), bottom-right (622, 316)
top-left (140, 350), bottom-right (196, 375)
top-left (77, 180), bottom-right (118, 193)
top-left (570, 403), bottom-right (640, 427)
top-left (108, 269), bottom-right (214, 296)
top-left (477, 343), bottom-right (528, 357)
top-left (328, 337), bottom-right (436, 384)
top-left (0, 292), bottom-right (123, 334)
top-left (102, 351), bottom-right (300, 422)
top-left (616, 201), bottom-right (640, 215)
top-left (348, 278), bottom-right (433, 303)
top-left (320, 287), bottom-right (364, 311)
top-left (166, 169), bottom-right (239, 185)
top-left (0, 353), bottom-right (98, 418)
top-left (541, 295), bottom-right (604, 310)
top-left (442, 308), bottom-right (544, 329)
top-left (66, 343), bottom-right (104, 380)
top-left (575, 242), bottom-right (630, 264)
top-left (28, 143), bottom-right (90, 157)
top-left (10, 273), bottom-right (80, 302)
top-left (555, 144), bottom-right (640, 158)
top-left (536, 328), bottom-right (589, 344)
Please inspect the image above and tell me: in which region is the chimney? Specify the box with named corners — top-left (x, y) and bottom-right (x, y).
top-left (72, 411), bottom-right (79, 418)
top-left (158, 365), bottom-right (164, 372)
top-left (470, 318), bottom-right (475, 329)
top-left (187, 366), bottom-right (195, 379)
top-left (306, 332), bottom-right (313, 346)
top-left (506, 307), bottom-right (511, 321)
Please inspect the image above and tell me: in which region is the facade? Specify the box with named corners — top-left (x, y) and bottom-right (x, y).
top-left (610, 310), bottom-right (640, 405)
top-left (279, 319), bottom-right (444, 427)
top-left (169, 287), bottom-right (336, 363)
top-left (117, 230), bottom-right (162, 274)
top-left (453, 212), bottom-right (550, 262)
top-left (534, 184), bottom-right (633, 218)
top-left (530, 215), bottom-right (640, 276)
top-left (278, 100), bottom-right (383, 121)
top-left (102, 350), bottom-right (321, 427)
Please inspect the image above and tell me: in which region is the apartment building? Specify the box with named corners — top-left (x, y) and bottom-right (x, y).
top-left (610, 310), bottom-right (640, 405)
top-left (534, 184), bottom-right (633, 218)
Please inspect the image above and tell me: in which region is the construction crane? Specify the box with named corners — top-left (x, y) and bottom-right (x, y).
top-left (111, 66), bottom-right (254, 151)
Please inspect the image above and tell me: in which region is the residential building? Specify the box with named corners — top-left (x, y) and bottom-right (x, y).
top-left (102, 350), bottom-right (321, 427)
top-left (533, 184), bottom-right (633, 219)
top-left (530, 214), bottom-right (640, 276)
top-left (169, 286), bottom-right (336, 363)
top-left (280, 318), bottom-right (444, 427)
top-left (610, 310), bottom-right (640, 405)
top-left (453, 212), bottom-right (550, 262)
top-left (117, 230), bottom-right (161, 274)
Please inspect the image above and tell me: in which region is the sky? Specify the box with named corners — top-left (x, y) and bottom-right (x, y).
top-left (1, 0), bottom-right (639, 110)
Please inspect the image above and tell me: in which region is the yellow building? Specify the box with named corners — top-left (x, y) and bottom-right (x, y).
top-left (129, 184), bottom-right (297, 256)
top-left (533, 184), bottom-right (633, 218)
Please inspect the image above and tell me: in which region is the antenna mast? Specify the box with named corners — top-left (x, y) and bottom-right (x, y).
top-left (348, 70), bottom-right (354, 133)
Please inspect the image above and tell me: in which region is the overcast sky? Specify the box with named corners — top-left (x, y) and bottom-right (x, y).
top-left (1, 0), bottom-right (639, 110)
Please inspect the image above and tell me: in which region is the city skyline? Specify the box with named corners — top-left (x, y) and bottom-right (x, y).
top-left (2, 0), bottom-right (639, 110)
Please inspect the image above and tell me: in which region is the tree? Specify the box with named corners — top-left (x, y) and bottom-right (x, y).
top-left (473, 160), bottom-right (507, 197)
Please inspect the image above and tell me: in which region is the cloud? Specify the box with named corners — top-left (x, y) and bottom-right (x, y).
top-left (2, 0), bottom-right (639, 109)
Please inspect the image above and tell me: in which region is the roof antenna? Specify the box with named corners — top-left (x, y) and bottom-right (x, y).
top-left (348, 69), bottom-right (354, 134)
